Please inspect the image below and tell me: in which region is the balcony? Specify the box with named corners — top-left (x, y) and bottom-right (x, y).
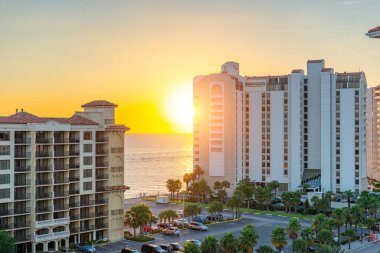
top-left (35, 179), bottom-right (52, 185)
top-left (69, 150), bottom-right (80, 156)
top-left (54, 164), bottom-right (69, 171)
top-left (36, 151), bottom-right (52, 158)
top-left (96, 149), bottom-right (108, 155)
top-left (95, 223), bottom-right (108, 229)
top-left (80, 213), bottom-right (95, 219)
top-left (14, 207), bottom-right (31, 214)
top-left (35, 138), bottom-right (52, 144)
top-left (14, 138), bottom-right (31, 145)
top-left (54, 138), bottom-right (69, 144)
top-left (14, 193), bottom-right (31, 201)
top-left (14, 235), bottom-right (30, 243)
top-left (54, 151), bottom-right (68, 157)
top-left (36, 165), bottom-right (52, 172)
top-left (96, 162), bottom-right (108, 168)
top-left (35, 217), bottom-right (70, 229)
top-left (95, 198), bottom-right (108, 205)
top-left (14, 165), bottom-right (31, 173)
top-left (35, 230), bottom-right (70, 242)
top-left (69, 138), bottom-right (80, 143)
top-left (80, 225), bottom-right (95, 232)
top-left (54, 177), bottom-right (69, 184)
top-left (14, 152), bottom-right (31, 159)
top-left (96, 137), bottom-right (108, 143)
top-left (54, 191), bottom-right (68, 198)
top-left (69, 202), bottom-right (80, 208)
top-left (53, 205), bottom-right (69, 211)
top-left (81, 200), bottom-right (95, 206)
top-left (96, 187), bottom-right (106, 193)
top-left (69, 176), bottom-right (80, 182)
top-left (69, 189), bottom-right (79, 195)
top-left (14, 179), bottom-right (31, 187)
top-left (0, 209), bottom-right (13, 216)
top-left (36, 192), bottom-right (52, 199)
top-left (0, 223), bottom-right (13, 229)
top-left (70, 214), bottom-right (80, 221)
top-left (96, 174), bottom-right (108, 180)
top-left (69, 163), bottom-right (80, 169)
top-left (95, 211), bottom-right (108, 217)
top-left (35, 206), bottom-right (52, 213)
top-left (14, 221), bottom-right (31, 229)
top-left (70, 227), bottom-right (79, 233)
top-left (111, 148), bottom-right (123, 154)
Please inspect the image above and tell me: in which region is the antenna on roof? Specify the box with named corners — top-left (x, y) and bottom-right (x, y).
top-left (16, 109), bottom-right (18, 113)
top-left (21, 108), bottom-right (24, 113)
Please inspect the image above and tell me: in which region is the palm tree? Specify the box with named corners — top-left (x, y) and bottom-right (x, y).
top-left (208, 200), bottom-right (223, 220)
top-left (317, 229), bottom-right (333, 245)
top-left (301, 227), bottom-right (314, 247)
top-left (292, 239), bottom-right (307, 253)
top-left (220, 232), bottom-right (238, 253)
top-left (365, 217), bottom-right (376, 234)
top-left (254, 186), bottom-right (272, 210)
top-left (324, 191), bottom-right (334, 208)
top-left (183, 173), bottom-right (194, 191)
top-left (124, 204), bottom-right (153, 236)
top-left (301, 183), bottom-right (310, 193)
top-left (342, 207), bottom-right (352, 230)
top-left (342, 189), bottom-right (354, 208)
top-left (291, 191), bottom-right (302, 213)
top-left (271, 226), bottom-right (288, 252)
top-left (238, 224), bottom-right (259, 253)
top-left (184, 204), bottom-right (201, 220)
top-left (200, 236), bottom-right (220, 253)
top-left (227, 189), bottom-right (244, 219)
top-left (345, 228), bottom-right (356, 250)
top-left (185, 242), bottom-right (201, 253)
top-left (317, 245), bottom-right (344, 253)
top-left (287, 218), bottom-right (301, 253)
top-left (193, 165), bottom-right (204, 181)
top-left (281, 192), bottom-right (292, 212)
top-left (166, 179), bottom-right (176, 198)
top-left (237, 177), bottom-right (255, 208)
top-left (256, 245), bottom-right (274, 253)
top-left (350, 205), bottom-right (363, 234)
top-left (332, 208), bottom-right (344, 244)
top-left (268, 180), bottom-right (280, 198)
top-left (174, 179), bottom-right (182, 199)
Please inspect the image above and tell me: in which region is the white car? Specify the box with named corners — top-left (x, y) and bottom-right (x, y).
top-left (162, 227), bottom-right (181, 236)
top-left (174, 218), bottom-right (190, 226)
top-left (186, 240), bottom-right (202, 247)
top-left (188, 222), bottom-right (208, 231)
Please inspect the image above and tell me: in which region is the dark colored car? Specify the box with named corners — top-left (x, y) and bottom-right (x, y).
top-left (271, 197), bottom-right (282, 204)
top-left (121, 248), bottom-right (140, 253)
top-left (169, 243), bottom-right (184, 252)
top-left (141, 244), bottom-right (166, 253)
top-left (206, 214), bottom-right (223, 221)
top-left (192, 216), bottom-right (207, 223)
top-left (159, 244), bottom-right (173, 253)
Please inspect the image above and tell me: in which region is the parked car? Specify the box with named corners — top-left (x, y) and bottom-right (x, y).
top-left (163, 227), bottom-right (181, 236)
top-left (271, 197), bottom-right (282, 204)
top-left (174, 218), bottom-right (190, 226)
top-left (188, 222), bottom-right (208, 231)
top-left (143, 225), bottom-right (160, 233)
top-left (121, 248), bottom-right (140, 253)
top-left (59, 248), bottom-right (75, 253)
top-left (159, 244), bottom-right (173, 253)
top-left (169, 243), bottom-right (184, 252)
top-left (185, 240), bottom-right (202, 247)
top-left (192, 215), bottom-right (207, 223)
top-left (77, 244), bottom-right (96, 253)
top-left (176, 210), bottom-right (184, 217)
top-left (206, 214), bottom-right (223, 221)
top-left (157, 222), bottom-right (172, 229)
top-left (141, 244), bottom-right (166, 253)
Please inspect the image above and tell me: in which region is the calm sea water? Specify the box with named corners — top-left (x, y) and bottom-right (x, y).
top-left (124, 134), bottom-right (193, 199)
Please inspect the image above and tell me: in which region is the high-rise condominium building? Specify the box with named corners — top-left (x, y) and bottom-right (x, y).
top-left (0, 100), bottom-right (129, 253)
top-left (193, 60), bottom-right (367, 194)
top-left (367, 86), bottom-right (380, 181)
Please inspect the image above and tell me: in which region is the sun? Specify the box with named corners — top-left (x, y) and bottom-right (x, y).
top-left (164, 83), bottom-right (194, 133)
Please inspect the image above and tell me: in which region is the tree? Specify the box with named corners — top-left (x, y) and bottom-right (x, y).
top-left (208, 200), bottom-right (223, 220)
top-left (174, 179), bottom-right (183, 199)
top-left (317, 229), bottom-right (333, 245)
top-left (350, 205), bottom-right (363, 234)
top-left (303, 199), bottom-right (310, 215)
top-left (290, 191), bottom-right (302, 213)
top-left (282, 192), bottom-right (292, 213)
top-left (282, 191), bottom-right (301, 213)
top-left (193, 165), bottom-right (204, 181)
top-left (268, 180), bottom-right (280, 198)
top-left (292, 239), bottom-right (307, 253)
top-left (312, 213), bottom-right (327, 236)
top-left (302, 183), bottom-right (310, 193)
top-left (345, 228), bottom-right (356, 250)
top-left (184, 204), bottom-right (201, 220)
top-left (200, 236), bottom-right (220, 253)
top-left (237, 177), bottom-right (255, 208)
top-left (220, 232), bottom-right (238, 253)
top-left (365, 217), bottom-right (376, 233)
top-left (0, 230), bottom-right (14, 253)
top-left (324, 191), bottom-right (334, 208)
top-left (256, 245), bottom-right (275, 253)
top-left (342, 189), bottom-right (354, 208)
top-left (190, 179), bottom-right (211, 202)
top-left (342, 207), bottom-right (352, 230)
top-left (183, 173), bottom-right (194, 191)
top-left (317, 245), bottom-right (344, 253)
top-left (254, 186), bottom-right (272, 210)
top-left (271, 226), bottom-right (288, 251)
top-left (301, 227), bottom-right (314, 248)
top-left (214, 180), bottom-right (231, 203)
top-left (332, 208), bottom-right (344, 244)
top-left (227, 189), bottom-right (244, 219)
top-left (287, 218), bottom-right (301, 253)
top-left (166, 179), bottom-right (177, 198)
top-left (238, 224), bottom-right (259, 253)
top-left (124, 204), bottom-right (152, 236)
top-left (185, 242), bottom-right (201, 253)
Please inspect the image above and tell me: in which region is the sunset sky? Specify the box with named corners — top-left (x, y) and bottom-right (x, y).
top-left (1, 0), bottom-right (379, 133)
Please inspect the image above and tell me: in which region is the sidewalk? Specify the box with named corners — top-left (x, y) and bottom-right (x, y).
top-left (340, 238), bottom-right (379, 252)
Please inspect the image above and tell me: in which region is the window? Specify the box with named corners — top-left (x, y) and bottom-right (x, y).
top-left (84, 144), bottom-right (92, 153)
top-left (0, 188), bottom-right (10, 198)
top-left (0, 174), bottom-right (10, 184)
top-left (83, 157), bottom-right (92, 165)
top-left (0, 161), bottom-right (10, 170)
top-left (83, 169), bottom-right (92, 178)
top-left (0, 146), bottom-right (10, 156)
top-left (83, 182), bottom-right (92, 191)
top-left (0, 132), bottom-right (10, 141)
top-left (84, 132), bottom-right (92, 140)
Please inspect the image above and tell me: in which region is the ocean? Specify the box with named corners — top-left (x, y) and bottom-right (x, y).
top-left (124, 134), bottom-right (193, 199)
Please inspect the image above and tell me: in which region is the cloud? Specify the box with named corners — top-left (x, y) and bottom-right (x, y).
top-left (341, 0), bottom-right (376, 5)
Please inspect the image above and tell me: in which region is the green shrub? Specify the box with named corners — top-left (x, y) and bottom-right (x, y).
top-left (124, 234), bottom-right (154, 242)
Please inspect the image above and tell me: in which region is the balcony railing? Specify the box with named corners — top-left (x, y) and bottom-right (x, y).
top-left (14, 207), bottom-right (31, 214)
top-left (80, 225), bottom-right (95, 232)
top-left (14, 165), bottom-right (31, 172)
top-left (35, 217), bottom-right (70, 229)
top-left (96, 149), bottom-right (108, 155)
top-left (96, 137), bottom-right (108, 143)
top-left (36, 206), bottom-right (52, 213)
top-left (96, 162), bottom-right (108, 168)
top-left (14, 152), bottom-right (31, 158)
top-left (96, 174), bottom-right (108, 180)
top-left (54, 164), bottom-right (69, 171)
top-left (69, 163), bottom-right (80, 169)
top-left (35, 179), bottom-right (52, 185)
top-left (36, 192), bottom-right (52, 199)
top-left (54, 191), bottom-right (68, 198)
top-left (14, 221), bottom-right (31, 229)
top-left (35, 138), bottom-right (52, 144)
top-left (69, 176), bottom-right (79, 182)
top-left (95, 198), bottom-right (108, 205)
top-left (95, 211), bottom-right (108, 217)
top-left (0, 209), bottom-right (13, 216)
top-left (14, 138), bottom-right (31, 145)
top-left (36, 165), bottom-right (52, 172)
top-left (80, 213), bottom-right (95, 219)
top-left (69, 150), bottom-right (80, 156)
top-left (96, 187), bottom-right (106, 192)
top-left (14, 235), bottom-right (30, 243)
top-left (54, 150), bottom-right (67, 157)
top-left (54, 177), bottom-right (69, 184)
top-left (81, 200), bottom-right (95, 206)
top-left (14, 179), bottom-right (31, 186)
top-left (70, 215), bottom-right (80, 220)
top-left (95, 223), bottom-right (108, 229)
top-left (35, 230), bottom-right (69, 242)
top-left (69, 138), bottom-right (80, 143)
top-left (14, 193), bottom-right (31, 200)
top-left (111, 148), bottom-right (123, 153)
top-left (53, 205), bottom-right (69, 211)
top-left (69, 202), bottom-right (80, 208)
top-left (54, 138), bottom-right (68, 144)
top-left (70, 227), bottom-right (79, 233)
top-left (69, 189), bottom-right (79, 195)
top-left (36, 151), bottom-right (52, 158)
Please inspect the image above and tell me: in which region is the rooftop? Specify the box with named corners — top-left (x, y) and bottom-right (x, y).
top-left (81, 100), bottom-right (118, 108)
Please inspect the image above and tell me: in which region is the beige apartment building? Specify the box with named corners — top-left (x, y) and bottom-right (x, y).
top-left (0, 100), bottom-right (129, 253)
top-left (367, 86), bottom-right (380, 182)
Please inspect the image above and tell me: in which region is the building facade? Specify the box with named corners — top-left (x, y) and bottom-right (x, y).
top-left (0, 100), bottom-right (129, 253)
top-left (367, 86), bottom-right (380, 181)
top-left (193, 60), bottom-right (367, 194)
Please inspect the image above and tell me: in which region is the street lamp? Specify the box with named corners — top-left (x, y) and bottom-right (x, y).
top-left (366, 26), bottom-right (380, 39)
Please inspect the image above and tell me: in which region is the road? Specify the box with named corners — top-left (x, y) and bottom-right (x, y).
top-left (91, 199), bottom-right (313, 253)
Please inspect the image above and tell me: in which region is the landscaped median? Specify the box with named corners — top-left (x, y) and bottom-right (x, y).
top-left (124, 231), bottom-right (155, 243)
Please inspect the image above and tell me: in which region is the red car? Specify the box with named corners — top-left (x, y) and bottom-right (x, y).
top-left (143, 225), bottom-right (160, 233)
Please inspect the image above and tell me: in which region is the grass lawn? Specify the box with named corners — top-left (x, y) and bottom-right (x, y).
top-left (124, 235), bottom-right (155, 242)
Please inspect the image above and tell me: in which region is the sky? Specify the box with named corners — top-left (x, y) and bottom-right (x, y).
top-left (1, 0), bottom-right (379, 133)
